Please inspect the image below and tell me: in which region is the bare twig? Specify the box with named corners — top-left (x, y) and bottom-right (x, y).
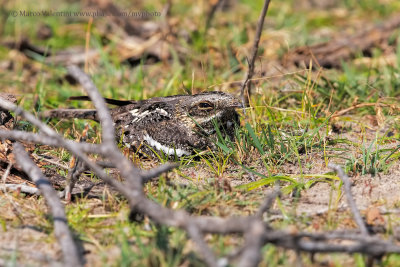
top-left (328, 163), bottom-right (369, 235)
top-left (238, 220), bottom-right (265, 267)
top-left (1, 162), bottom-right (12, 183)
top-left (0, 183), bottom-right (39, 195)
top-left (255, 184), bottom-right (281, 219)
top-left (0, 99), bottom-right (131, 194)
top-left (239, 0), bottom-right (272, 109)
top-left (66, 66), bottom-right (115, 146)
top-left (186, 223), bottom-right (218, 267)
top-left (331, 102), bottom-right (396, 118)
top-left (2, 66), bottom-right (400, 266)
top-left (205, 0), bottom-right (226, 34)
top-left (13, 142), bottom-right (83, 266)
top-left (64, 125), bottom-right (90, 201)
top-left (0, 99), bottom-right (66, 140)
top-left (66, 66), bottom-right (144, 192)
top-left (0, 129), bottom-right (101, 155)
top-left (64, 157), bottom-right (86, 201)
top-left (141, 163), bottom-right (179, 183)
top-left (263, 230), bottom-right (400, 256)
top-left (283, 14), bottom-right (400, 68)
top-left (32, 154), bottom-right (69, 169)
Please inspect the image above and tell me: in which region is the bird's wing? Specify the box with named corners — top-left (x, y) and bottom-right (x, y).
top-left (111, 101), bottom-right (173, 127)
top-left (142, 120), bottom-right (210, 156)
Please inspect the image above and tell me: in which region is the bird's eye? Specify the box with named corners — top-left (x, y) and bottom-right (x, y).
top-left (198, 102), bottom-right (214, 109)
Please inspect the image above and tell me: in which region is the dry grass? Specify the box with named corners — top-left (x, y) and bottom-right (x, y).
top-left (1, 0), bottom-right (400, 265)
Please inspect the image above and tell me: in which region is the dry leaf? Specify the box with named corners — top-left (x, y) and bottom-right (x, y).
top-left (366, 207), bottom-right (385, 225)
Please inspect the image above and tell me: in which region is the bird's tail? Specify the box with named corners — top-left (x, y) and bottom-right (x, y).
top-left (40, 96), bottom-right (135, 121)
top-left (40, 109), bottom-right (98, 121)
top-left (68, 96), bottom-right (134, 106)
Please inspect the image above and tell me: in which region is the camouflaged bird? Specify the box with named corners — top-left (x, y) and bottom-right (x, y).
top-left (44, 92), bottom-right (242, 158)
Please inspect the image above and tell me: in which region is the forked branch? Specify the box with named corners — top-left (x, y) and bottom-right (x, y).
top-left (1, 67), bottom-right (400, 266)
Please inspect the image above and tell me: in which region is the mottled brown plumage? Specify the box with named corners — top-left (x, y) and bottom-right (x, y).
top-left (0, 93), bottom-right (17, 130)
top-left (44, 92), bottom-right (242, 158)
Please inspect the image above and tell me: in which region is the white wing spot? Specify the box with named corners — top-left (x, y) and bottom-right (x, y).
top-left (155, 108), bottom-right (169, 116)
top-left (129, 109), bottom-right (139, 116)
top-left (130, 108), bottom-right (169, 123)
top-left (143, 134), bottom-right (190, 157)
top-left (139, 110), bottom-right (149, 118)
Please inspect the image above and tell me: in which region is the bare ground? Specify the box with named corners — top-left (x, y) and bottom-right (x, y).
top-left (0, 117), bottom-right (399, 265)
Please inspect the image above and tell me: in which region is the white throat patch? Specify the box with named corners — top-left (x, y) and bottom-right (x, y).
top-left (199, 111), bottom-right (223, 124)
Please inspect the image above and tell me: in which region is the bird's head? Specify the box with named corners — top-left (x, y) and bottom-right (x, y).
top-left (178, 91), bottom-right (242, 133)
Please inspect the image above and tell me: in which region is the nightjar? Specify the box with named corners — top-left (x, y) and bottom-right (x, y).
top-left (44, 92), bottom-right (242, 158)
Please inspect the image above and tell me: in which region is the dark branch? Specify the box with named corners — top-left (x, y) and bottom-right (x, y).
top-left (205, 0), bottom-right (226, 34)
top-left (239, 0), bottom-right (271, 109)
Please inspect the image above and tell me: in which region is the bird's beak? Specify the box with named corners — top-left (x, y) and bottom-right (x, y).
top-left (227, 100), bottom-right (244, 109)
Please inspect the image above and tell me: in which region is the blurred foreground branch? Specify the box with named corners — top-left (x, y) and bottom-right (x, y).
top-left (13, 142), bottom-right (83, 267)
top-left (1, 67), bottom-right (400, 266)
